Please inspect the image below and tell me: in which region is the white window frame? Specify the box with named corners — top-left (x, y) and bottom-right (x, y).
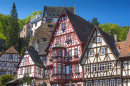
top-left (100, 80), bottom-right (104, 86)
top-left (117, 79), bottom-right (121, 86)
top-left (102, 63), bottom-right (106, 71)
top-left (88, 50), bottom-right (93, 56)
top-left (94, 80), bottom-right (98, 86)
top-left (69, 66), bottom-right (72, 74)
top-left (54, 67), bottom-right (56, 74)
top-left (108, 62), bottom-right (112, 70)
top-left (26, 68), bottom-right (28, 73)
top-left (97, 37), bottom-right (101, 43)
top-left (58, 49), bottom-right (61, 56)
top-left (57, 65), bottom-right (61, 74)
top-left (86, 65), bottom-right (90, 73)
top-left (76, 65), bottom-right (79, 73)
top-left (105, 80), bottom-right (109, 86)
top-left (9, 55), bottom-right (13, 59)
top-left (92, 64), bottom-right (96, 72)
top-left (75, 48), bottom-right (78, 56)
top-left (86, 81), bottom-right (92, 86)
top-left (101, 48), bottom-right (105, 55)
top-left (63, 66), bottom-right (65, 74)
top-left (29, 67), bottom-right (31, 73)
top-left (110, 79), bottom-right (115, 86)
top-left (69, 50), bottom-right (71, 57)
top-left (54, 50), bottom-right (56, 56)
top-left (98, 64), bottom-right (102, 71)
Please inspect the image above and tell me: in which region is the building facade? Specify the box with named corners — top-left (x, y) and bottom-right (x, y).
top-left (20, 22), bottom-right (30, 39)
top-left (0, 46), bottom-right (20, 75)
top-left (17, 48), bottom-right (44, 86)
top-left (80, 27), bottom-right (130, 86)
top-left (45, 9), bottom-right (95, 86)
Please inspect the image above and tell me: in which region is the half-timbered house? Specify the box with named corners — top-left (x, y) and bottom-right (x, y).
top-left (17, 48), bottom-right (44, 85)
top-left (80, 27), bottom-right (121, 86)
top-left (45, 9), bottom-right (95, 86)
top-left (119, 30), bottom-right (130, 86)
top-left (0, 46), bottom-right (19, 75)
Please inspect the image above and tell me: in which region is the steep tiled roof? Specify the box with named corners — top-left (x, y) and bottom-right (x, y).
top-left (65, 9), bottom-right (95, 43)
top-left (4, 46), bottom-right (19, 54)
top-left (115, 41), bottom-right (125, 54)
top-left (43, 6), bottom-right (74, 17)
top-left (33, 23), bottom-right (55, 42)
top-left (31, 13), bottom-right (42, 24)
top-left (119, 30), bottom-right (130, 58)
top-left (26, 48), bottom-right (44, 67)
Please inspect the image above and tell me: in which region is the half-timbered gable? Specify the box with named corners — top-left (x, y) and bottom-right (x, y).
top-left (80, 27), bottom-right (121, 86)
top-left (119, 30), bottom-right (130, 86)
top-left (0, 46), bottom-right (19, 75)
top-left (17, 48), bottom-right (44, 79)
top-left (45, 9), bottom-right (95, 86)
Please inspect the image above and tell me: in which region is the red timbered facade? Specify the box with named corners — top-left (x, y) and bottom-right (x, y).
top-left (17, 48), bottom-right (44, 85)
top-left (45, 9), bottom-right (95, 86)
top-left (0, 46), bottom-right (19, 76)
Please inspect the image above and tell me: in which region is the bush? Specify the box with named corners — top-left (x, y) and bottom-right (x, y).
top-left (0, 75), bottom-right (14, 86)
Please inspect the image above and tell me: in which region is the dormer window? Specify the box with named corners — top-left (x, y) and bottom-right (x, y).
top-left (83, 28), bottom-right (87, 32)
top-left (101, 48), bottom-right (105, 55)
top-left (56, 37), bottom-right (61, 45)
top-left (61, 23), bottom-right (66, 32)
top-left (97, 37), bottom-right (101, 43)
top-left (88, 50), bottom-right (93, 56)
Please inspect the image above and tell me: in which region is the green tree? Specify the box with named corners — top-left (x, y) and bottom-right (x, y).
top-left (0, 75), bottom-right (14, 86)
top-left (5, 3), bottom-right (19, 49)
top-left (91, 18), bottom-right (100, 26)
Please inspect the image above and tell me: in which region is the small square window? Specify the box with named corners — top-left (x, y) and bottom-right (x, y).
top-left (14, 64), bottom-right (17, 68)
top-left (101, 48), bottom-right (105, 55)
top-left (9, 55), bottom-right (13, 59)
top-left (3, 63), bottom-right (6, 67)
top-left (97, 37), bottom-right (101, 43)
top-left (88, 50), bottom-right (93, 56)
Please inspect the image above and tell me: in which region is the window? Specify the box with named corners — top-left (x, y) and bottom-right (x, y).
top-left (58, 65), bottom-right (61, 74)
top-left (14, 64), bottom-right (17, 68)
top-left (76, 65), bottom-right (79, 73)
top-left (56, 38), bottom-right (61, 44)
top-left (92, 37), bottom-right (96, 42)
top-left (105, 80), bottom-right (109, 86)
top-left (0, 72), bottom-right (2, 75)
top-left (50, 31), bottom-right (53, 34)
top-left (20, 69), bottom-right (23, 74)
top-left (69, 66), bottom-right (72, 74)
top-left (92, 64), bottom-right (96, 72)
top-left (117, 79), bottom-right (121, 86)
top-left (98, 64), bottom-right (101, 71)
top-left (101, 48), bottom-right (105, 55)
top-left (100, 80), bottom-right (104, 86)
top-left (75, 48), bottom-right (78, 56)
top-left (59, 38), bottom-right (61, 44)
top-left (35, 23), bottom-right (37, 27)
top-left (39, 69), bottom-right (41, 74)
top-left (43, 57), bottom-right (47, 62)
top-left (24, 57), bottom-right (28, 61)
top-left (54, 50), bottom-right (56, 56)
top-left (3, 63), bottom-right (6, 67)
top-left (54, 67), bottom-right (56, 74)
top-left (83, 28), bottom-right (87, 32)
top-left (64, 23), bottom-right (66, 29)
top-left (29, 67), bottom-right (31, 73)
top-left (94, 80), bottom-right (98, 86)
top-left (9, 55), bottom-right (13, 59)
top-left (26, 68), bottom-right (28, 73)
top-left (97, 37), bottom-right (101, 43)
top-left (86, 65), bottom-right (90, 73)
top-left (50, 53), bottom-right (53, 61)
top-left (69, 50), bottom-right (71, 57)
top-left (102, 63), bottom-right (106, 71)
top-left (3, 72), bottom-right (6, 75)
top-left (110, 79), bottom-right (115, 86)
top-left (86, 81), bottom-right (92, 86)
top-left (66, 35), bottom-right (71, 41)
top-left (61, 23), bottom-right (63, 29)
top-left (58, 49), bottom-right (61, 56)
top-left (41, 38), bottom-right (46, 41)
top-left (0, 63), bottom-right (2, 66)
top-left (108, 63), bottom-right (112, 70)
top-left (63, 66), bottom-right (65, 74)
top-left (88, 50), bottom-right (93, 56)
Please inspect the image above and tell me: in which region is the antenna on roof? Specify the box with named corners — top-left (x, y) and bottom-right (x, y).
top-left (74, 4), bottom-right (76, 14)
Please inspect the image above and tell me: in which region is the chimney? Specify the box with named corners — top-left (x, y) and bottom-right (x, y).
top-left (74, 4), bottom-right (76, 14)
top-left (114, 33), bottom-right (117, 42)
top-left (109, 30), bottom-right (113, 36)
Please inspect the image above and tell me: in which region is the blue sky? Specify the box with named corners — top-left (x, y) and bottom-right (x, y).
top-left (0, 0), bottom-right (130, 26)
